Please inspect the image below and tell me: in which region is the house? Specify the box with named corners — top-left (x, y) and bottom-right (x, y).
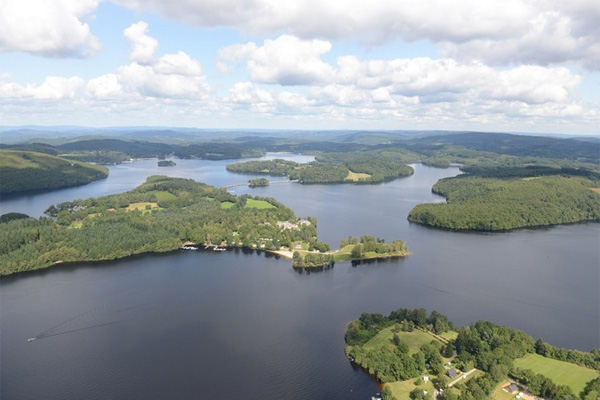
top-left (503, 383), bottom-right (518, 393)
top-left (447, 368), bottom-right (457, 379)
top-left (423, 375), bottom-right (429, 382)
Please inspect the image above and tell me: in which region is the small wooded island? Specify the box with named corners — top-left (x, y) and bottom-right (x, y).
top-left (157, 160), bottom-right (176, 167)
top-left (346, 308), bottom-right (600, 400)
top-left (0, 176), bottom-right (407, 275)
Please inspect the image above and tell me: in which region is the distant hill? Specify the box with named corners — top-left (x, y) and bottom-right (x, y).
top-left (0, 150), bottom-right (108, 194)
top-left (412, 132), bottom-right (600, 162)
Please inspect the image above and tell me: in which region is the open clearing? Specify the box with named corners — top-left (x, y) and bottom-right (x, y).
top-left (126, 202), bottom-right (158, 211)
top-left (245, 199), bottom-right (276, 209)
top-left (151, 190), bottom-right (177, 202)
top-left (513, 353), bottom-right (599, 395)
top-left (386, 379), bottom-right (435, 399)
top-left (363, 326), bottom-right (441, 353)
top-left (345, 171), bottom-right (371, 181)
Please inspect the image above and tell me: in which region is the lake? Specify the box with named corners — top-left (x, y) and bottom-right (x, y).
top-left (1, 154), bottom-right (598, 400)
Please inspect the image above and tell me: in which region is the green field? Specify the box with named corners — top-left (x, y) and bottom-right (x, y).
top-left (333, 244), bottom-right (354, 261)
top-left (363, 326), bottom-right (441, 354)
top-left (220, 201), bottom-right (235, 209)
top-left (151, 190), bottom-right (177, 202)
top-left (439, 331), bottom-right (459, 341)
top-left (245, 199), bottom-right (276, 209)
top-left (514, 353), bottom-right (599, 394)
top-left (387, 378), bottom-right (435, 399)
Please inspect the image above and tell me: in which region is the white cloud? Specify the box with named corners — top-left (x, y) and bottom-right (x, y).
top-left (228, 82), bottom-right (275, 113)
top-left (86, 74), bottom-right (123, 99)
top-left (219, 35), bottom-right (334, 85)
top-left (124, 21), bottom-right (159, 64)
top-left (0, 0), bottom-right (100, 57)
top-left (0, 22), bottom-right (210, 102)
top-left (30, 76), bottom-right (85, 100)
top-left (216, 43), bottom-right (257, 72)
top-left (115, 23), bottom-right (210, 99)
top-left (116, 0), bottom-right (600, 69)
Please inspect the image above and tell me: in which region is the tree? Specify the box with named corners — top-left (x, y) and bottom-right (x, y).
top-left (351, 244), bottom-right (363, 258)
top-left (442, 342), bottom-right (454, 358)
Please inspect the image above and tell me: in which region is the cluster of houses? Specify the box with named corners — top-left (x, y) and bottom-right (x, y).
top-left (276, 219), bottom-right (311, 230)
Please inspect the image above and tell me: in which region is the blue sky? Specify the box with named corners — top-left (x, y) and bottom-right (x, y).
top-left (0, 0), bottom-right (598, 135)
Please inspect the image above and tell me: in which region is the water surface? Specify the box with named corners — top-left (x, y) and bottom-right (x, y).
top-left (1, 156), bottom-right (598, 400)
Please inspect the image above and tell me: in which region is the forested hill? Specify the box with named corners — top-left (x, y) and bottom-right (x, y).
top-left (0, 150), bottom-right (108, 194)
top-left (408, 175), bottom-right (600, 231)
top-left (411, 132), bottom-right (600, 163)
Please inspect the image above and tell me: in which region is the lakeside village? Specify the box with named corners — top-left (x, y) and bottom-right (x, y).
top-left (180, 217), bottom-right (408, 268)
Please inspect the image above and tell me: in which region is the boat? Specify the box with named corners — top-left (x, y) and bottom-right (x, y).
top-left (213, 247), bottom-right (226, 251)
top-left (180, 245), bottom-right (198, 250)
top-left (27, 338), bottom-right (36, 342)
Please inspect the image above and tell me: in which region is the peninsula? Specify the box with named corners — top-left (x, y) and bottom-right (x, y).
top-left (0, 176), bottom-right (407, 275)
top-left (345, 308), bottom-right (600, 400)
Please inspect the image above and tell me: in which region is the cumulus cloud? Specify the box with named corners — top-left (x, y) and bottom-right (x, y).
top-left (218, 35), bottom-right (334, 85)
top-left (115, 0), bottom-right (600, 68)
top-left (124, 21), bottom-right (159, 64)
top-left (116, 22), bottom-right (210, 99)
top-left (0, 0), bottom-right (100, 57)
top-left (0, 22), bottom-right (210, 101)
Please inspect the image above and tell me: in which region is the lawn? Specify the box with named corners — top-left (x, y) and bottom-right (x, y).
top-left (491, 382), bottom-right (524, 400)
top-left (363, 326), bottom-right (441, 354)
top-left (333, 244), bottom-right (354, 261)
top-left (220, 201), bottom-right (235, 209)
top-left (245, 198), bottom-right (276, 209)
top-left (151, 190), bottom-right (177, 202)
top-left (386, 378), bottom-right (435, 399)
top-left (439, 331), bottom-right (458, 341)
top-left (513, 353), bottom-right (599, 395)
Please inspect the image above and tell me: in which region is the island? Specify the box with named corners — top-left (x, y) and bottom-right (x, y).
top-left (0, 150), bottom-right (109, 194)
top-left (158, 160), bottom-right (176, 167)
top-left (248, 178), bottom-right (269, 187)
top-left (0, 176), bottom-right (408, 275)
top-left (226, 153), bottom-right (414, 184)
top-left (345, 308), bottom-right (600, 400)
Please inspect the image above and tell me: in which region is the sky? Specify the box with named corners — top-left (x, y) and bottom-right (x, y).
top-left (0, 0), bottom-right (599, 135)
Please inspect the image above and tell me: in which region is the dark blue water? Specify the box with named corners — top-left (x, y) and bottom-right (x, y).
top-left (1, 156), bottom-right (599, 400)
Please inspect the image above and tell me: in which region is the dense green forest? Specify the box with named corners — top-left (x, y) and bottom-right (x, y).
top-left (0, 176), bottom-right (322, 275)
top-left (408, 175), bottom-right (600, 231)
top-left (248, 178), bottom-right (269, 187)
top-left (226, 159), bottom-right (298, 175)
top-left (345, 309), bottom-right (600, 400)
top-left (0, 150), bottom-right (108, 194)
top-left (227, 153), bottom-right (414, 184)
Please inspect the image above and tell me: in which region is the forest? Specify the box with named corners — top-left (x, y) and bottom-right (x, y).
top-left (407, 175), bottom-right (600, 231)
top-left (345, 309), bottom-right (600, 400)
top-left (0, 150), bottom-right (108, 194)
top-left (227, 153), bottom-right (414, 184)
top-left (0, 176), bottom-right (322, 275)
